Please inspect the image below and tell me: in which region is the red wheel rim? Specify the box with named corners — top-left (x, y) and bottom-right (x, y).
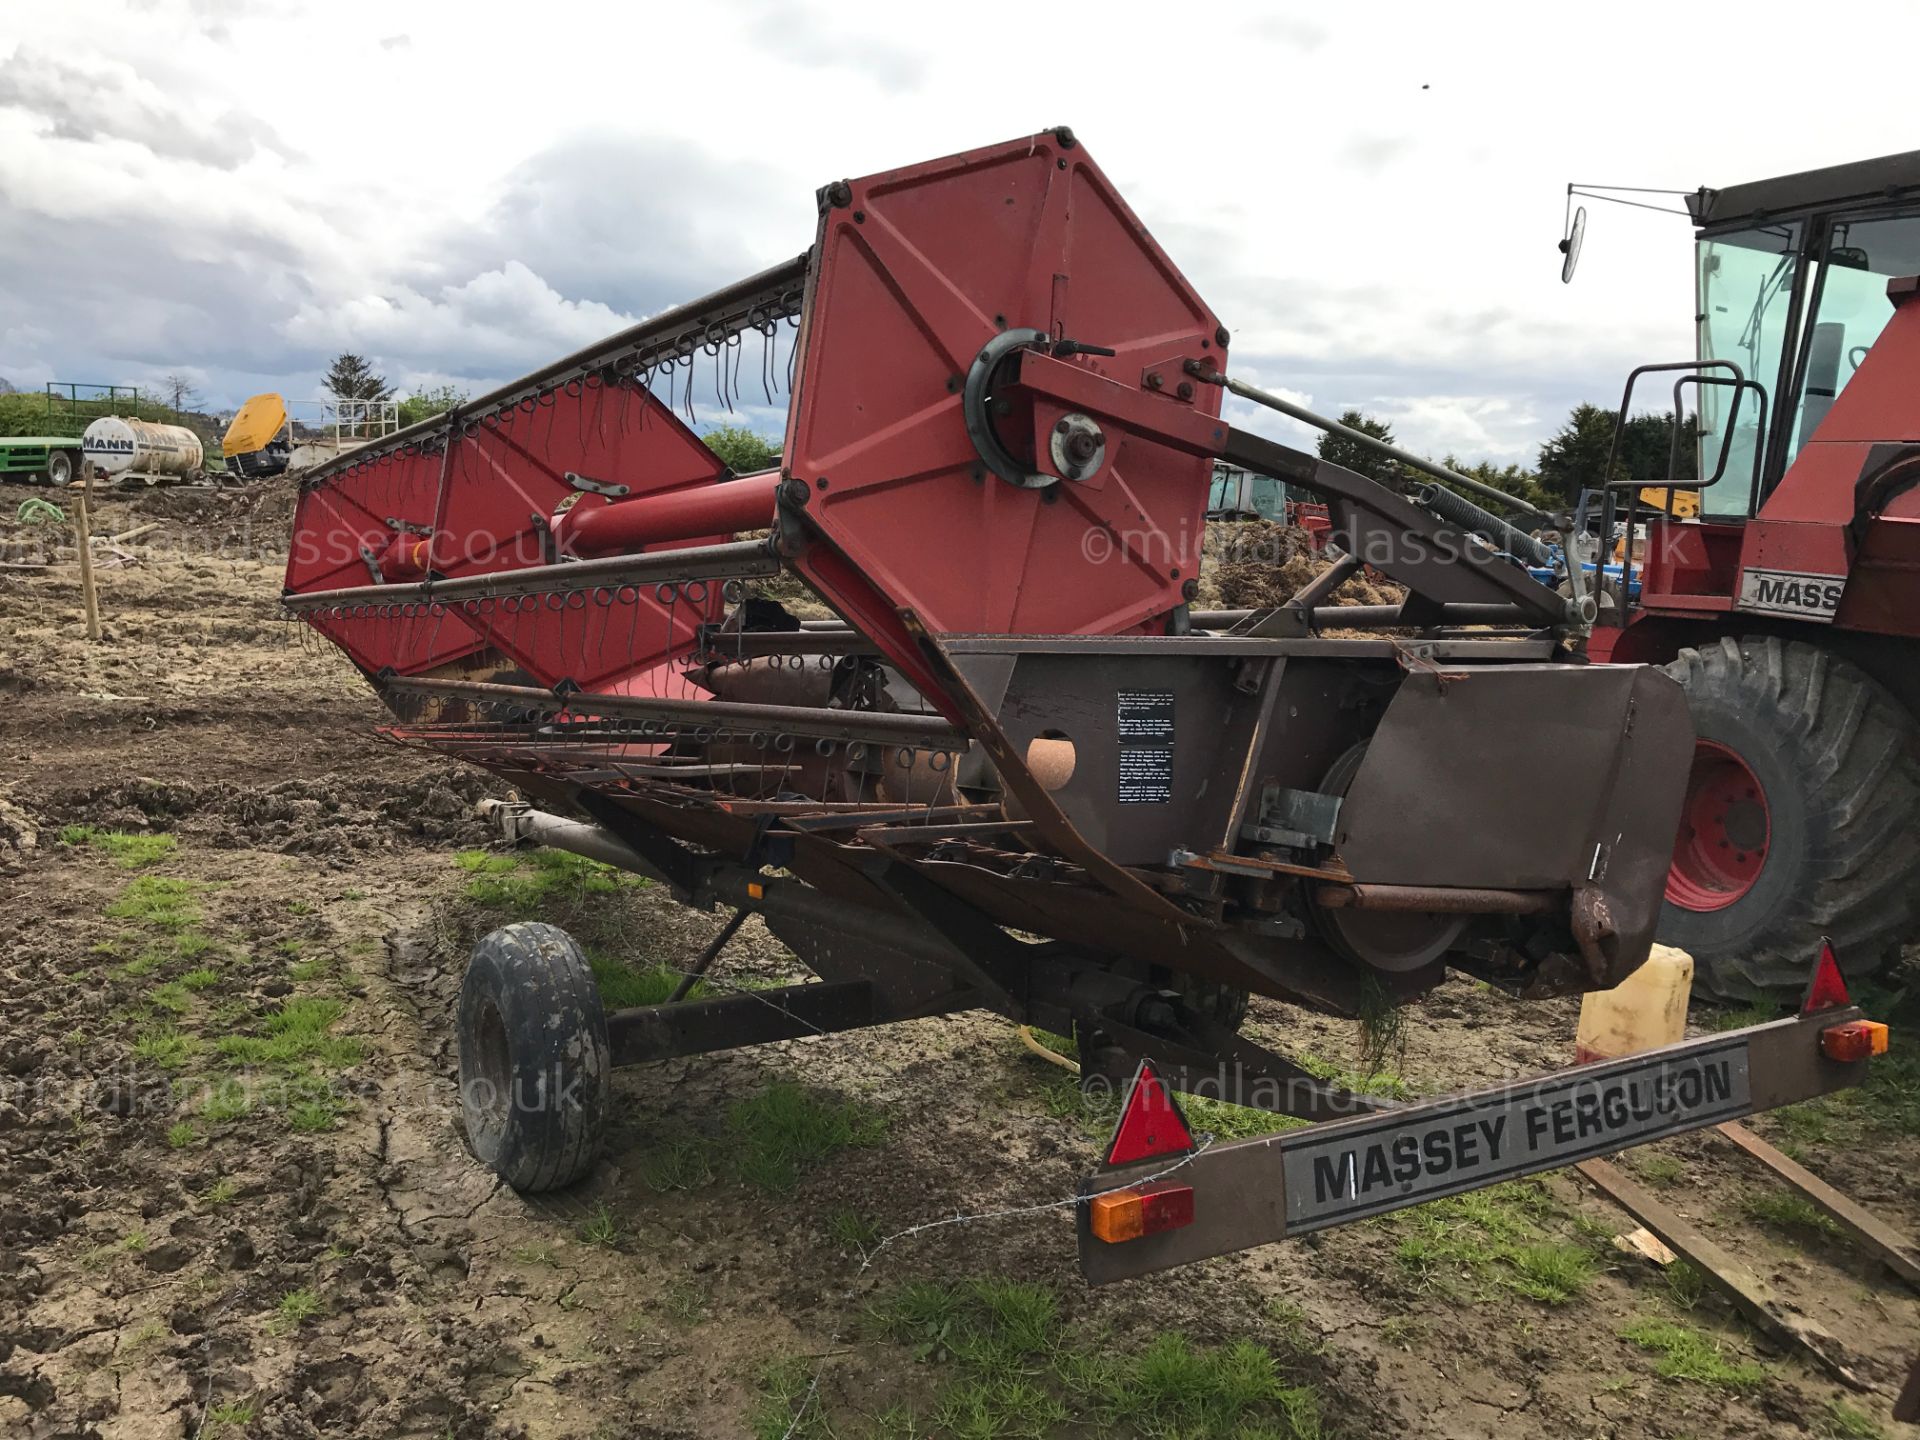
top-left (1666, 740), bottom-right (1771, 912)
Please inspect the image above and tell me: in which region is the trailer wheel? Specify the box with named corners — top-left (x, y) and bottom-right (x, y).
top-left (457, 922), bottom-right (610, 1192)
top-left (46, 450), bottom-right (76, 486)
top-left (1661, 636), bottom-right (1920, 998)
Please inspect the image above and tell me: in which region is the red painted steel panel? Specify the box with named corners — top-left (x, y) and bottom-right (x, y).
top-left (785, 131), bottom-right (1224, 644)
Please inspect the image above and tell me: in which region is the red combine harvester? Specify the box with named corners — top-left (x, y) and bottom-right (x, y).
top-left (284, 131), bottom-right (1884, 1279)
top-left (1585, 152), bottom-right (1920, 998)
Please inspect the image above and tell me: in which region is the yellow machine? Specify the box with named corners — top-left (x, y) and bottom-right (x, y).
top-left (221, 393), bottom-right (292, 478)
top-left (1637, 485), bottom-right (1701, 518)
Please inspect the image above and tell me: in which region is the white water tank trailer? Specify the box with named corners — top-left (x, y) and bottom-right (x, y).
top-left (81, 416), bottom-right (204, 478)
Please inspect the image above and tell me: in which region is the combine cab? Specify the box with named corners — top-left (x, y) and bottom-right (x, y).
top-left (283, 130), bottom-right (1883, 1273)
top-left (1588, 152), bottom-right (1920, 997)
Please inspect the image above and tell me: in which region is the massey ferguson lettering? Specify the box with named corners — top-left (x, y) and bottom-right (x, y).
top-left (1740, 567), bottom-right (1844, 621)
top-left (1281, 1044), bottom-right (1751, 1230)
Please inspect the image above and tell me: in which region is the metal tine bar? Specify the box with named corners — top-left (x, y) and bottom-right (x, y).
top-left (375, 675), bottom-right (966, 749)
top-left (281, 539), bottom-right (779, 611)
top-left (301, 255), bottom-right (810, 484)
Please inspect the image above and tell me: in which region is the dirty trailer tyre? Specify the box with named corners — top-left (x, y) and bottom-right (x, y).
top-left (46, 450), bottom-right (75, 486)
top-left (458, 922), bottom-right (610, 1192)
top-left (1660, 636), bottom-right (1920, 999)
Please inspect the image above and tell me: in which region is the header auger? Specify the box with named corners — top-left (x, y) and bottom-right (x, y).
top-left (272, 130), bottom-right (1884, 1275)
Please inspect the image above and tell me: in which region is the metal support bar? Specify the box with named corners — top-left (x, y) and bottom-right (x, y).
top-left (374, 675), bottom-right (965, 750)
top-left (1213, 372), bottom-right (1549, 522)
top-left (668, 908), bottom-right (751, 1003)
top-left (607, 979), bottom-right (880, 1065)
top-left (281, 539), bottom-right (780, 610)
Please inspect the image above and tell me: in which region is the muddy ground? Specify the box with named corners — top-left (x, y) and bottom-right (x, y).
top-left (1, 478), bottom-right (1916, 1440)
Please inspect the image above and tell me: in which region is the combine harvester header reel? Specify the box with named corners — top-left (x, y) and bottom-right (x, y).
top-left (280, 130), bottom-right (1883, 1274)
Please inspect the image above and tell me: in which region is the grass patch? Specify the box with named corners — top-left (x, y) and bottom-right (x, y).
top-left (1631, 1150), bottom-right (1686, 1186)
top-left (872, 1280), bottom-right (1322, 1438)
top-left (751, 1357), bottom-right (828, 1440)
top-left (1038, 1073), bottom-right (1308, 1142)
top-left (106, 876), bottom-right (200, 932)
top-left (203, 1400), bottom-right (256, 1435)
top-left (727, 1082), bottom-right (886, 1192)
top-left (589, 953), bottom-right (695, 1008)
top-left (179, 967), bottom-right (222, 991)
top-left (457, 847), bottom-right (646, 913)
top-left (268, 1287), bottom-right (320, 1334)
top-left (638, 1136), bottom-right (715, 1192)
top-left (287, 956), bottom-right (329, 982)
top-left (200, 1079), bottom-right (252, 1123)
top-left (203, 1177), bottom-right (239, 1207)
top-left (216, 996), bottom-right (361, 1073)
top-left (1743, 1187), bottom-right (1841, 1239)
top-left (1388, 1181), bottom-right (1595, 1304)
top-left (1663, 1260), bottom-right (1706, 1310)
top-left (63, 825), bottom-right (178, 868)
top-left (287, 1096), bottom-right (344, 1132)
top-left (1707, 999), bottom-right (1778, 1033)
top-left (827, 1209), bottom-right (882, 1251)
top-left (1822, 1399), bottom-right (1890, 1439)
top-left (149, 981), bottom-right (192, 1016)
top-left (166, 1121), bottom-right (197, 1149)
top-left (578, 1202), bottom-right (621, 1248)
top-left (1619, 1317), bottom-right (1765, 1388)
top-left (132, 1026), bottom-right (199, 1071)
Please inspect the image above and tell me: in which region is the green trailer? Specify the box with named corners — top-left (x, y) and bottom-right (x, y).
top-left (0, 437), bottom-right (82, 486)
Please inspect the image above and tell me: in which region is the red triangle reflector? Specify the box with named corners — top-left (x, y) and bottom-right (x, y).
top-left (1104, 1060), bottom-right (1195, 1168)
top-left (1801, 937), bottom-right (1851, 1014)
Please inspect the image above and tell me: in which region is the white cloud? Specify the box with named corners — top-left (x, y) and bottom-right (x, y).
top-left (4, 0), bottom-right (1919, 465)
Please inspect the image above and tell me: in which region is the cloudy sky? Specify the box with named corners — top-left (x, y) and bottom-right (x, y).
top-left (4, 0), bottom-right (1916, 464)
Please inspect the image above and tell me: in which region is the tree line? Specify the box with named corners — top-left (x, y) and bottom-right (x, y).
top-left (1316, 405), bottom-right (1702, 512)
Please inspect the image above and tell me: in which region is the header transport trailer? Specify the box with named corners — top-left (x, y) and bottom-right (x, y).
top-left (281, 130), bottom-right (1887, 1276)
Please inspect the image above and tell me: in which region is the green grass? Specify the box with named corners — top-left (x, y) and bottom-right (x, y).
top-left (727, 1082), bottom-right (886, 1192)
top-left (286, 956), bottom-right (328, 982)
top-left (202, 1177), bottom-right (239, 1207)
top-left (588, 953), bottom-right (695, 1008)
top-left (202, 1399), bottom-right (256, 1436)
top-left (1822, 1399), bottom-right (1890, 1439)
top-left (1388, 1181), bottom-right (1597, 1304)
top-left (578, 1203), bottom-right (621, 1248)
top-left (638, 1136), bottom-right (715, 1192)
top-left (200, 1080), bottom-right (252, 1123)
top-left (132, 1026), bottom-right (199, 1070)
top-left (1707, 999), bottom-right (1778, 1033)
top-left (1631, 1150), bottom-right (1686, 1186)
top-left (268, 1287), bottom-right (320, 1334)
top-left (827, 1209), bottom-right (882, 1251)
top-left (215, 997), bottom-right (361, 1072)
top-left (1619, 1317), bottom-right (1765, 1388)
top-left (1663, 1260), bottom-right (1706, 1311)
top-left (149, 981), bottom-right (192, 1016)
top-left (106, 876), bottom-right (200, 932)
top-left (61, 825), bottom-right (178, 868)
top-left (1038, 1073), bottom-right (1307, 1142)
top-left (166, 1121), bottom-right (197, 1149)
top-left (456, 847), bottom-right (647, 913)
top-left (751, 1357), bottom-right (828, 1440)
top-left (871, 1279), bottom-right (1323, 1438)
top-left (180, 967), bottom-right (221, 991)
top-left (1743, 1187), bottom-right (1841, 1239)
top-left (287, 1096), bottom-right (344, 1132)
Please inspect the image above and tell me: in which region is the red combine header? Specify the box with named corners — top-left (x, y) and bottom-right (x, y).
top-left (282, 130), bottom-right (1883, 1275)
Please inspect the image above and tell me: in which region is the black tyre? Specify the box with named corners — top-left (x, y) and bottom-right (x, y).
top-left (1660, 636), bottom-right (1920, 999)
top-left (46, 450), bottom-right (75, 486)
top-left (458, 922), bottom-right (610, 1191)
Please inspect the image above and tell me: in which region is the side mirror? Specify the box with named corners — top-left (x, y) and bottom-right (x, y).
top-left (1559, 206), bottom-right (1587, 284)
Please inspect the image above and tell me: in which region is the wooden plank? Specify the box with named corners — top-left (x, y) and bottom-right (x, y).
top-left (1577, 1157), bottom-right (1878, 1393)
top-left (1715, 1120), bottom-right (1920, 1290)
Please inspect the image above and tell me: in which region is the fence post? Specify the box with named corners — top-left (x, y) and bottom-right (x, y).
top-left (74, 459), bottom-right (101, 642)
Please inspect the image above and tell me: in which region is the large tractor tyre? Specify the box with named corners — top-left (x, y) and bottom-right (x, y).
top-left (457, 922), bottom-right (610, 1192)
top-left (1660, 636), bottom-right (1920, 999)
top-left (45, 449), bottom-right (76, 487)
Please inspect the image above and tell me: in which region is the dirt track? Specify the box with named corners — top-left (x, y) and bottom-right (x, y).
top-left (1, 479), bottom-right (1916, 1439)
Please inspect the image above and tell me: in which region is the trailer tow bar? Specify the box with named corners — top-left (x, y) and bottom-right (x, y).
top-left (1079, 1003), bottom-right (1882, 1284)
